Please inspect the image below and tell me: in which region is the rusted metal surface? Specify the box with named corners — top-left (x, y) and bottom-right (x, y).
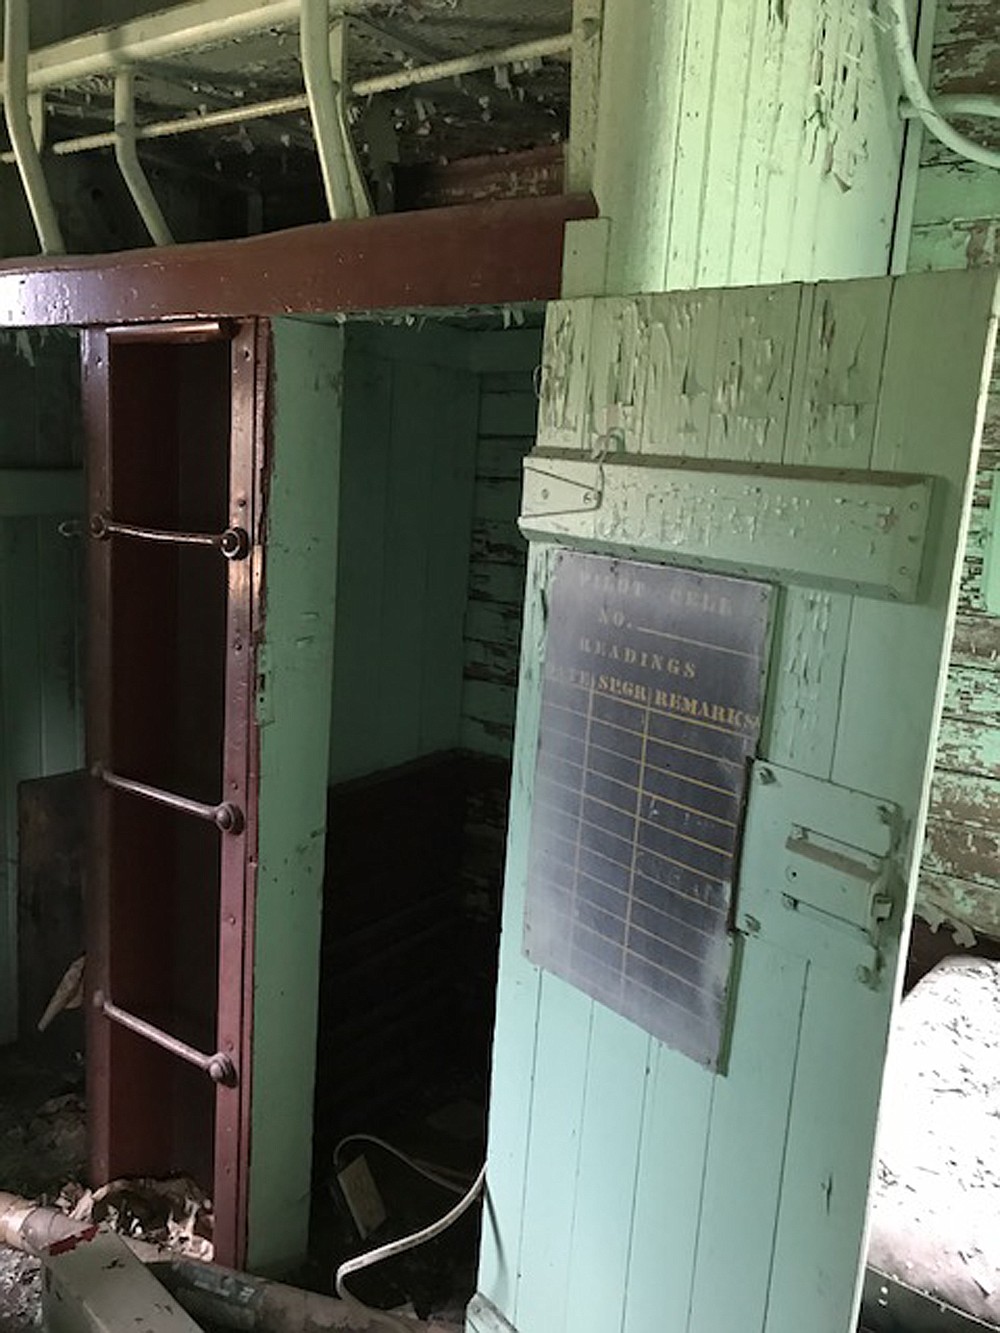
top-left (0, 196), bottom-right (595, 328)
top-left (84, 320), bottom-right (262, 1270)
top-left (214, 319), bottom-right (264, 1272)
top-left (395, 145), bottom-right (566, 211)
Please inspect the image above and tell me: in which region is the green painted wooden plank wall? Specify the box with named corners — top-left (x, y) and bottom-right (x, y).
top-left (248, 318), bottom-right (342, 1272)
top-left (328, 324), bottom-right (480, 783)
top-left (328, 321), bottom-right (543, 779)
top-left (0, 329), bottom-right (84, 1043)
top-left (905, 0), bottom-right (1000, 941)
top-left (460, 331), bottom-right (542, 759)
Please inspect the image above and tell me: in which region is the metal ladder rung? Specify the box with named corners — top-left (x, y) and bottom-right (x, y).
top-left (95, 992), bottom-right (236, 1085)
top-left (90, 513), bottom-right (249, 560)
top-left (95, 766), bottom-right (244, 834)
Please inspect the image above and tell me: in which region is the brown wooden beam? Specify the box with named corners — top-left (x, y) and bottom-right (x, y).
top-left (0, 194), bottom-right (595, 327)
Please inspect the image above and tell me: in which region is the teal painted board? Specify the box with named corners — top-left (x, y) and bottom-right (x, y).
top-left (762, 968), bottom-right (886, 1333)
top-left (561, 1008), bottom-right (649, 1333)
top-left (476, 543), bottom-right (552, 1315)
top-left (512, 979), bottom-right (594, 1333)
top-left (587, 0), bottom-right (907, 297)
top-left (620, 1043), bottom-right (713, 1333)
top-left (686, 940), bottom-right (808, 1333)
top-left (247, 318), bottom-right (342, 1273)
top-left (474, 274), bottom-right (997, 1333)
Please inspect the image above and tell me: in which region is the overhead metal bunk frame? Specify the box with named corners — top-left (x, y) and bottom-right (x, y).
top-left (0, 0), bottom-right (573, 253)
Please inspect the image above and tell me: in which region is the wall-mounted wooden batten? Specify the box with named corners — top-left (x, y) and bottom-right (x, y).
top-left (520, 455), bottom-right (933, 602)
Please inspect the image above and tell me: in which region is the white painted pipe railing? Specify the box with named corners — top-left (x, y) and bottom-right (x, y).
top-left (885, 0), bottom-right (1000, 170)
top-left (2, 0), bottom-right (64, 253)
top-left (300, 0), bottom-right (356, 220)
top-left (114, 70), bottom-right (174, 245)
top-left (0, 33), bottom-right (573, 167)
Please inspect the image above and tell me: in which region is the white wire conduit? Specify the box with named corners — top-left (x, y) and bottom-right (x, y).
top-left (114, 69), bottom-right (174, 245)
top-left (885, 0), bottom-right (1000, 170)
top-left (2, 0), bottom-right (64, 253)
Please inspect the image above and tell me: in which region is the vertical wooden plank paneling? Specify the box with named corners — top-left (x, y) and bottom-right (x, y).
top-left (512, 984), bottom-right (594, 1333)
top-left (35, 523), bottom-right (84, 773)
top-left (248, 317), bottom-right (342, 1271)
top-left (687, 941), bottom-right (808, 1333)
top-left (766, 279), bottom-right (891, 777)
top-left (561, 1009), bottom-right (649, 1333)
top-left (330, 326), bottom-right (479, 781)
top-left (693, 0), bottom-right (757, 286)
top-left (620, 1045), bottom-right (713, 1333)
top-left (461, 331), bottom-right (541, 759)
top-left (411, 361), bottom-right (479, 756)
top-left (762, 970), bottom-right (887, 1333)
top-left (381, 357), bottom-right (435, 766)
top-left (833, 272), bottom-right (998, 796)
top-left (706, 285), bottom-right (800, 463)
top-left (537, 299), bottom-right (594, 454)
top-left (639, 291), bottom-right (722, 458)
top-left (0, 328), bottom-right (84, 1042)
top-left (664, 5), bottom-right (724, 289)
top-left (477, 543), bottom-right (552, 1316)
top-left (764, 273), bottom-right (999, 1330)
top-left (329, 341), bottom-right (392, 782)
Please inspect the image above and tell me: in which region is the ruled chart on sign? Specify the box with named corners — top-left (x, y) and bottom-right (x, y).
top-left (523, 552), bottom-right (772, 1069)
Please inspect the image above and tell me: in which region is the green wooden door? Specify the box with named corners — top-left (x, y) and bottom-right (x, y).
top-left (472, 272), bottom-right (999, 1333)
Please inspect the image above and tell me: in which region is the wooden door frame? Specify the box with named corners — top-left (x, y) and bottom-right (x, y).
top-left (9, 194), bottom-right (590, 1269)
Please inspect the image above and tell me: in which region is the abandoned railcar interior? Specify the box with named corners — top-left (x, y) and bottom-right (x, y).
top-left (1, 1), bottom-right (1000, 1333)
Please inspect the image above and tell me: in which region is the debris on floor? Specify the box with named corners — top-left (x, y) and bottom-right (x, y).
top-left (67, 1177), bottom-right (214, 1263)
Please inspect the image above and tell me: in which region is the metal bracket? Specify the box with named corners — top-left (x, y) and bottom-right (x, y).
top-left (521, 459), bottom-right (603, 520)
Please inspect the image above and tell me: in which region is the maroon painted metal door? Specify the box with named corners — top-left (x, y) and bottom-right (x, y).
top-left (83, 319), bottom-right (265, 1267)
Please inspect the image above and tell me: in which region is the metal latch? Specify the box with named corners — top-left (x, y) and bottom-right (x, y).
top-left (783, 826), bottom-right (894, 936)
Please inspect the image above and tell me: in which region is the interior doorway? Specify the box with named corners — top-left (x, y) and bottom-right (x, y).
top-left (311, 309), bottom-right (543, 1316)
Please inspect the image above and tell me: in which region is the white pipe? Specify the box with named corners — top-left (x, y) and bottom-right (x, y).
top-left (330, 17), bottom-right (370, 218)
top-left (353, 33), bottom-right (571, 97)
top-left (2, 0), bottom-right (64, 253)
top-left (900, 93), bottom-right (1000, 123)
top-left (114, 70), bottom-right (174, 245)
top-left (0, 32), bottom-right (573, 166)
top-left (300, 0), bottom-right (356, 219)
top-left (885, 0), bottom-right (1000, 170)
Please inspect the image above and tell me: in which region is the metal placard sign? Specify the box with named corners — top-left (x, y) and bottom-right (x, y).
top-left (523, 552), bottom-right (771, 1067)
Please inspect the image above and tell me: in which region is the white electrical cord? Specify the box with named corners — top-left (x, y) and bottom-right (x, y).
top-left (884, 0), bottom-right (1000, 169)
top-left (333, 1133), bottom-right (471, 1196)
top-left (335, 1163), bottom-right (488, 1326)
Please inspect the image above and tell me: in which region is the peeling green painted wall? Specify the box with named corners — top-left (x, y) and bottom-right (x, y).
top-left (0, 328), bottom-right (84, 1043)
top-left (906, 0), bottom-right (1000, 942)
